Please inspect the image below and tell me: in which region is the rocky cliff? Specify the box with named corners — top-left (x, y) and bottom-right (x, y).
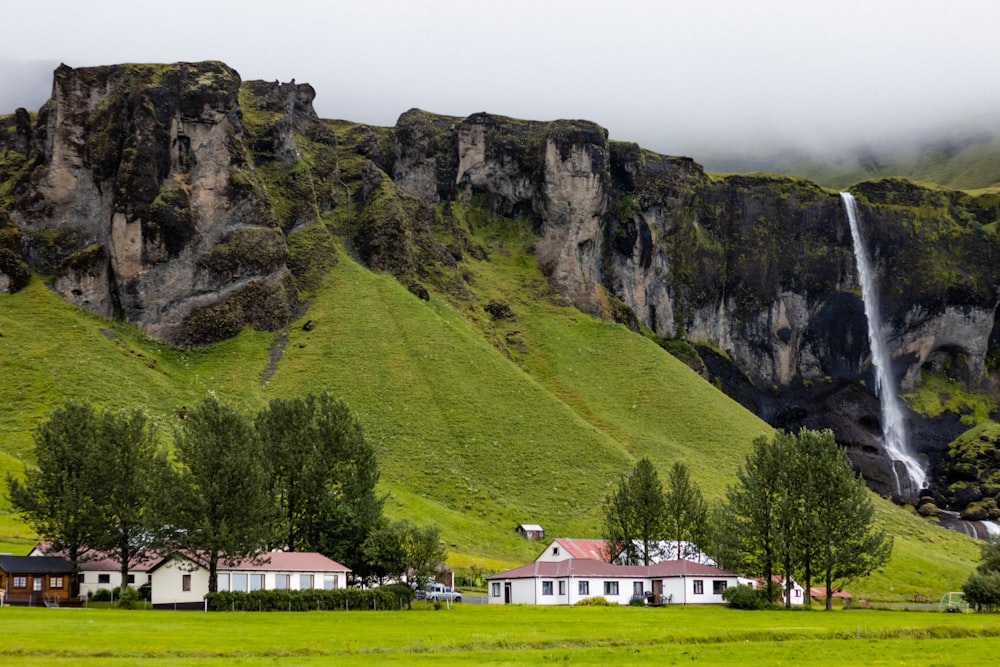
top-left (3, 61), bottom-right (1000, 513)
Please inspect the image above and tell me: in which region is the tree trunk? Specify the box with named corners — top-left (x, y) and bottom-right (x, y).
top-left (208, 553), bottom-right (219, 593)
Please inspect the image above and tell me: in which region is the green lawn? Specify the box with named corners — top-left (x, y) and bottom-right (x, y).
top-left (1, 605), bottom-right (1000, 665)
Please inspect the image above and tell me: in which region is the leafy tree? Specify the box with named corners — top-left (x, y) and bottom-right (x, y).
top-left (602, 458), bottom-right (667, 565)
top-left (161, 395), bottom-right (278, 593)
top-left (722, 433), bottom-right (787, 602)
top-left (256, 392), bottom-right (382, 571)
top-left (808, 433), bottom-right (892, 610)
top-left (88, 407), bottom-right (170, 592)
top-left (361, 519), bottom-right (447, 593)
top-left (6, 402), bottom-right (103, 597)
top-left (663, 461), bottom-right (708, 561)
top-left (963, 536), bottom-right (1000, 611)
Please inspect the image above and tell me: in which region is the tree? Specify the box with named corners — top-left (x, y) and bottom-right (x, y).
top-left (722, 433), bottom-right (788, 602)
top-left (602, 458), bottom-right (666, 565)
top-left (718, 429), bottom-right (892, 609)
top-left (361, 519), bottom-right (447, 593)
top-left (88, 407), bottom-right (170, 592)
top-left (962, 536), bottom-right (1000, 611)
top-left (806, 432), bottom-right (892, 610)
top-left (663, 461), bottom-right (708, 561)
top-left (256, 392), bottom-right (382, 571)
top-left (162, 395), bottom-right (278, 593)
top-left (6, 402), bottom-right (104, 597)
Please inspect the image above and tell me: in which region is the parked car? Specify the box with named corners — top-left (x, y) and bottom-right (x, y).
top-left (416, 582), bottom-right (462, 602)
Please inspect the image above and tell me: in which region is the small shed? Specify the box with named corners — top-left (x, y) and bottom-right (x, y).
top-left (0, 555), bottom-right (74, 606)
top-left (516, 524), bottom-right (545, 541)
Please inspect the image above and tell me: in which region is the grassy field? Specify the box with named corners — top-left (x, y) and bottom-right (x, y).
top-left (2, 604), bottom-right (1000, 665)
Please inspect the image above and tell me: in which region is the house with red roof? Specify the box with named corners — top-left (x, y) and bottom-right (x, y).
top-left (487, 538), bottom-right (748, 606)
top-left (149, 550), bottom-right (351, 609)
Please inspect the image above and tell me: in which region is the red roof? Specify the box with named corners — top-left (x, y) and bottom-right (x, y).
top-left (33, 543), bottom-right (159, 572)
top-left (547, 538), bottom-right (609, 560)
top-left (489, 558), bottom-right (738, 580)
top-left (809, 587), bottom-right (851, 599)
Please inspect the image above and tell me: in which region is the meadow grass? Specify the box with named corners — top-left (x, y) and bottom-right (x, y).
top-left (2, 604), bottom-right (1000, 665)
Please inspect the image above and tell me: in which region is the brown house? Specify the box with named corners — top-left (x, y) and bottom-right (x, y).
top-left (0, 555), bottom-right (75, 606)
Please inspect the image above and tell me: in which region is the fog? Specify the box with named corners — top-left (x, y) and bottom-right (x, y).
top-left (3, 0), bottom-right (999, 161)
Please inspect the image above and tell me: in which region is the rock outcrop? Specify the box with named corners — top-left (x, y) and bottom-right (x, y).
top-left (4, 61), bottom-right (1000, 501)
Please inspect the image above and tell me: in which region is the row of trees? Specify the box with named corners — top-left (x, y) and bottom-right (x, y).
top-left (6, 393), bottom-right (445, 597)
top-left (602, 429), bottom-right (892, 609)
top-left (602, 459), bottom-right (707, 566)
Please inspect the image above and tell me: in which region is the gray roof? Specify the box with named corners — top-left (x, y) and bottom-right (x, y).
top-left (0, 555), bottom-right (75, 575)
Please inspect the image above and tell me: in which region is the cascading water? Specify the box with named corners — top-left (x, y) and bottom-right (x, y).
top-left (842, 192), bottom-right (926, 497)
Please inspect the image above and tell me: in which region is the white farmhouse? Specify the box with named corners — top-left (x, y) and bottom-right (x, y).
top-left (488, 538), bottom-right (747, 606)
top-left (149, 551), bottom-right (351, 609)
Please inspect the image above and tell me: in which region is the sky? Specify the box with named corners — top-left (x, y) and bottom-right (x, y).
top-left (2, 0), bottom-right (999, 159)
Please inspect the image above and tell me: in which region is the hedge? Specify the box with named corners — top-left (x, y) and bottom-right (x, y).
top-left (205, 585), bottom-right (413, 612)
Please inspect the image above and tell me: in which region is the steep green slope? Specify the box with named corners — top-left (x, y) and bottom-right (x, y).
top-left (0, 226), bottom-right (981, 597)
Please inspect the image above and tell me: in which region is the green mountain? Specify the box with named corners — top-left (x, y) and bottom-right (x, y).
top-left (0, 62), bottom-right (990, 600)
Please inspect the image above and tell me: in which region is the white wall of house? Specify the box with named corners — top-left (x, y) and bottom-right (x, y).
top-left (489, 573), bottom-right (743, 606)
top-left (150, 556), bottom-right (348, 606)
top-left (77, 569), bottom-right (153, 599)
top-left (151, 558), bottom-right (211, 606)
top-left (534, 542), bottom-right (572, 563)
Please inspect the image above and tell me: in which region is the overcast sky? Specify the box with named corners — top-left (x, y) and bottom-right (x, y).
top-left (2, 0), bottom-right (999, 158)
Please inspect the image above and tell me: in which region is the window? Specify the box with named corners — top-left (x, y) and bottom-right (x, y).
top-left (713, 580), bottom-right (727, 595)
top-left (558, 581), bottom-right (566, 595)
top-left (275, 574), bottom-right (290, 590)
top-left (217, 573), bottom-right (230, 591)
top-left (182, 574), bottom-right (191, 592)
top-left (633, 581), bottom-right (644, 596)
top-left (552, 547), bottom-right (560, 556)
top-left (794, 589), bottom-right (801, 598)
top-left (98, 574), bottom-right (111, 584)
top-left (77, 573), bottom-right (86, 584)
top-left (542, 580), bottom-right (553, 595)
top-left (250, 574), bottom-right (265, 591)
top-left (323, 575), bottom-right (337, 590)
top-left (33, 578), bottom-right (42, 591)
top-left (579, 581), bottom-right (589, 595)
top-left (604, 581), bottom-right (619, 596)
top-left (232, 573), bottom-right (248, 593)
top-left (13, 576), bottom-right (26, 588)
top-left (693, 579), bottom-right (704, 594)
top-left (491, 582), bottom-right (501, 597)
top-left (300, 574), bottom-right (314, 590)
top-left (49, 576), bottom-right (64, 589)
top-left (127, 574), bottom-right (135, 584)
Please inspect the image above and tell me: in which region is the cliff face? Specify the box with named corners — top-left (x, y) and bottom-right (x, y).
top-left (4, 61), bottom-right (1000, 506)
top-left (1, 62), bottom-right (298, 344)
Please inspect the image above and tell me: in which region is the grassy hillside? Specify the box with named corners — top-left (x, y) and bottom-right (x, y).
top-left (0, 214), bottom-right (982, 598)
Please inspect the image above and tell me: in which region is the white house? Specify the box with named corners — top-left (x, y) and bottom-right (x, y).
top-left (488, 540), bottom-right (746, 606)
top-left (30, 543), bottom-right (158, 599)
top-left (770, 575), bottom-right (805, 606)
top-left (149, 551), bottom-right (351, 608)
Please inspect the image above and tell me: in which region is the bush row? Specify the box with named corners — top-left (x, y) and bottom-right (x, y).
top-left (205, 584), bottom-right (414, 612)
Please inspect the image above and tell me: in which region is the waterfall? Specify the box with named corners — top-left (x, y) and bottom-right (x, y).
top-left (841, 192), bottom-right (926, 496)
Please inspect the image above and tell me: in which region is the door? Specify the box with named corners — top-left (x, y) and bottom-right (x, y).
top-left (504, 582), bottom-right (512, 604)
top-left (652, 579), bottom-right (663, 604)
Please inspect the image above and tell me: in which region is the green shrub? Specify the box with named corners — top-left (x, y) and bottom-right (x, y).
top-left (116, 586), bottom-right (142, 609)
top-left (722, 584), bottom-right (764, 610)
top-left (575, 596), bottom-right (616, 607)
top-left (204, 587), bottom-right (406, 612)
top-left (90, 588), bottom-right (113, 602)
